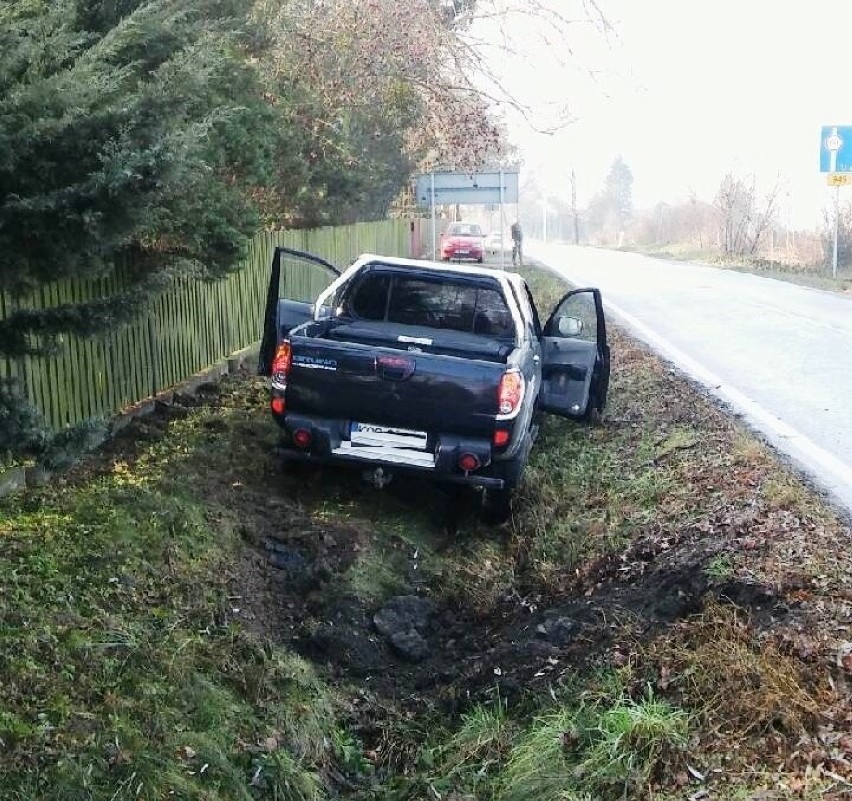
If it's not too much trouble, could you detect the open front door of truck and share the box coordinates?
[258,247,341,376]
[538,288,610,419]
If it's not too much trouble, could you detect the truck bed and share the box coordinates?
[323,319,515,360]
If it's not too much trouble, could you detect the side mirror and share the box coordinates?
[556,316,584,337]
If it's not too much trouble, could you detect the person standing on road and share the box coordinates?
[510,220,523,266]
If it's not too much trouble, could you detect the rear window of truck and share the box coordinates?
[347,272,514,338]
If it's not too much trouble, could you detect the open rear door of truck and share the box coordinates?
[258,246,341,376]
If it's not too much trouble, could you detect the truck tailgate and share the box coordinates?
[287,336,504,438]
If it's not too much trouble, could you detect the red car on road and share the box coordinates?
[440,222,484,263]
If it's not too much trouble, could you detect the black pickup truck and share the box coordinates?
[258,247,610,517]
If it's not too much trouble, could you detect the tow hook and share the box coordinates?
[363,467,393,489]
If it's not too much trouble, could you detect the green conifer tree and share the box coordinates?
[0,0,271,356]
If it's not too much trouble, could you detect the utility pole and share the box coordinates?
[785,189,791,262]
[570,169,580,245]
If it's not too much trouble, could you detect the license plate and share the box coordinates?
[456,250,469,255]
[350,422,428,449]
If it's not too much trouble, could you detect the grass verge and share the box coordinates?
[0,399,348,799]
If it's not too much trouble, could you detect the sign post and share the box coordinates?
[834,179,840,280]
[499,169,505,270]
[430,172,436,260]
[820,125,852,278]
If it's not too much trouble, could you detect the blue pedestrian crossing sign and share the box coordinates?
[820,126,852,172]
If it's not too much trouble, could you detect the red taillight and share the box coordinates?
[293,428,312,449]
[271,397,285,414]
[497,370,524,417]
[271,342,292,386]
[493,430,510,448]
[458,453,481,472]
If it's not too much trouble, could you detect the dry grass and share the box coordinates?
[643,603,833,741]
[440,539,517,618]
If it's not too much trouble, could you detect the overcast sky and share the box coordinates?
[477,0,852,228]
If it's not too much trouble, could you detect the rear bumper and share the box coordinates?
[440,245,483,260]
[277,413,506,489]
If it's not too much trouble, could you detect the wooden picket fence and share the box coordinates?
[0,219,412,430]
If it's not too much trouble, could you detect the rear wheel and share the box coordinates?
[481,487,512,524]
[480,448,527,524]
[278,453,315,482]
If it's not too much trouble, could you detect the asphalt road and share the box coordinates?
[528,241,852,518]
